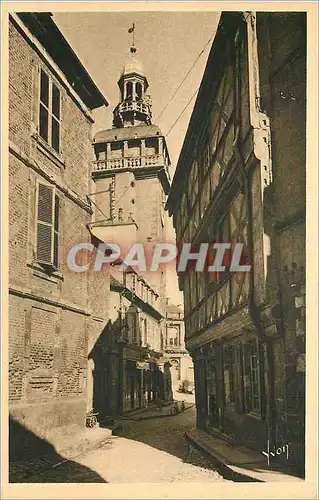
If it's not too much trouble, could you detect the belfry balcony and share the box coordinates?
[92,154,171,194]
[92,153,166,171]
[115,100,150,116]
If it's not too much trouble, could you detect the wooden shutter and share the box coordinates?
[53,194,60,268]
[37,183,54,264]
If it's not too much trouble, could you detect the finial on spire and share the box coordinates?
[128,23,136,53]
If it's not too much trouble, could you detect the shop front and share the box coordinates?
[193,333,270,452]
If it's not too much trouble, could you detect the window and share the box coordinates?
[250,351,260,412]
[166,325,180,347]
[39,69,61,153]
[36,183,60,269]
[223,346,236,405]
[243,341,261,414]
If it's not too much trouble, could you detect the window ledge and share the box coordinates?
[32,132,65,168]
[28,261,64,283]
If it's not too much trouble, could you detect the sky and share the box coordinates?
[53,11,220,305]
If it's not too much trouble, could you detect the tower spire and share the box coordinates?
[112,26,152,128]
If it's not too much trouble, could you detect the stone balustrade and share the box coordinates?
[92,154,166,172]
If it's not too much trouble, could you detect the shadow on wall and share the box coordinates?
[89,315,174,417]
[88,319,120,417]
[9,415,107,483]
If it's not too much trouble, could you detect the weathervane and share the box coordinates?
[128,23,136,53]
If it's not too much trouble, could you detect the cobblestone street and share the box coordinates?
[26,408,226,483]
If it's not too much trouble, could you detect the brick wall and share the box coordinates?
[9,154,30,287]
[9,295,26,403]
[9,20,33,157]
[8,17,102,448]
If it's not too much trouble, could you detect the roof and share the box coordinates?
[94,124,163,143]
[122,54,145,77]
[16,12,108,110]
[109,275,163,321]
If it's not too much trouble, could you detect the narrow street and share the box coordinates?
[26,407,226,483]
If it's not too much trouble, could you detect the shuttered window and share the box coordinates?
[243,340,261,414]
[36,183,60,268]
[39,69,61,153]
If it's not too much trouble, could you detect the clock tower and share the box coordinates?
[91,38,171,302]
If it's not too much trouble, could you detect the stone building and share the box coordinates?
[164,303,194,394]
[88,42,173,416]
[8,12,108,456]
[166,12,306,474]
[88,261,173,415]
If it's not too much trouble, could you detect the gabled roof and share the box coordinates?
[16,12,108,110]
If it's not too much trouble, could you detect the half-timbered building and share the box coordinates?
[167,11,306,475]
